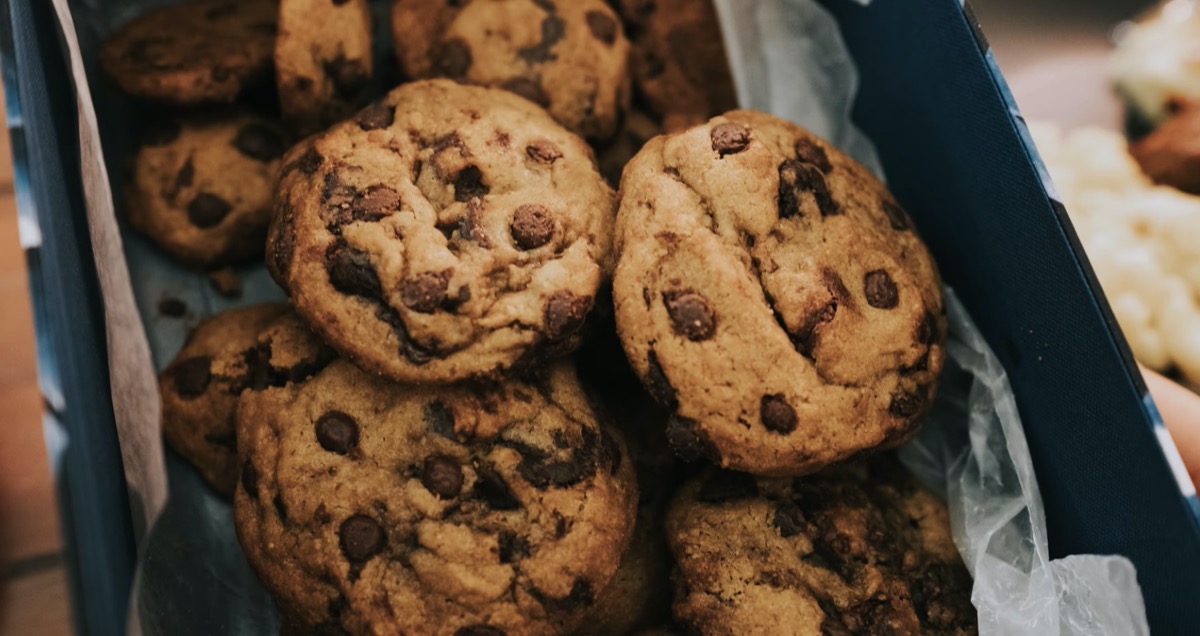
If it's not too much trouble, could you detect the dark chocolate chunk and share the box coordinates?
[518,15,566,63]
[917,310,936,345]
[664,290,717,341]
[585,10,618,44]
[473,463,521,510]
[454,165,489,202]
[422,455,464,498]
[424,400,456,438]
[510,205,554,249]
[760,394,797,434]
[544,291,592,339]
[173,158,195,192]
[289,146,323,175]
[401,270,451,314]
[644,350,678,408]
[357,103,395,131]
[170,356,212,398]
[350,185,401,221]
[794,137,832,173]
[325,242,382,299]
[778,159,838,218]
[233,124,286,162]
[888,391,923,418]
[497,530,528,564]
[665,415,710,462]
[711,123,751,157]
[773,502,806,537]
[698,469,759,503]
[881,198,911,231]
[338,514,386,562]
[315,411,359,455]
[187,193,232,228]
[864,270,898,309]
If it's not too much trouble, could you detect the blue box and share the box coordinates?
[5,0,1198,633]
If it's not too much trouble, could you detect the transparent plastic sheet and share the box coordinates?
[45,0,1149,633]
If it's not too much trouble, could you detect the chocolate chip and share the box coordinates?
[273,493,290,523]
[158,297,187,317]
[241,461,259,496]
[644,350,678,408]
[864,270,898,309]
[698,469,759,503]
[773,502,806,537]
[401,271,451,314]
[881,198,911,231]
[173,158,195,192]
[794,138,832,173]
[711,123,751,157]
[511,205,554,249]
[315,411,359,455]
[502,78,550,108]
[664,290,717,341]
[507,428,601,489]
[350,185,401,221]
[518,15,566,63]
[187,193,232,228]
[438,39,472,78]
[339,515,386,562]
[289,146,323,175]
[760,394,797,434]
[454,166,489,202]
[424,400,455,438]
[889,391,923,418]
[917,310,936,345]
[455,627,505,636]
[473,463,521,510]
[326,56,369,99]
[170,356,212,398]
[665,415,710,462]
[497,531,528,563]
[233,124,286,162]
[141,117,181,146]
[544,291,592,339]
[325,242,382,299]
[357,103,395,131]
[459,198,491,246]
[586,10,618,44]
[526,141,562,164]
[421,456,464,498]
[778,159,838,218]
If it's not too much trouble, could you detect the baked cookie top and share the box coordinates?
[666,457,977,635]
[234,357,638,635]
[275,0,374,135]
[159,304,335,496]
[267,79,616,383]
[126,109,288,268]
[617,0,738,132]
[101,0,278,104]
[613,111,946,476]
[392,0,631,140]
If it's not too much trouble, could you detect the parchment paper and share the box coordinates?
[44,0,1150,633]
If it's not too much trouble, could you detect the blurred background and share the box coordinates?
[0,0,1176,634]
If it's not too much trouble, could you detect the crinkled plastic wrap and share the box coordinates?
[52,0,1148,633]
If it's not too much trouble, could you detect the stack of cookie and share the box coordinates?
[104,1,978,634]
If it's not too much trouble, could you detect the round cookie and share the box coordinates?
[392,0,631,140]
[666,458,977,635]
[100,0,278,105]
[267,79,616,383]
[275,0,374,136]
[233,357,638,635]
[613,111,946,476]
[127,110,289,268]
[159,305,336,496]
[617,0,737,132]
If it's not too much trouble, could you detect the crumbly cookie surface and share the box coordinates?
[234,358,637,635]
[101,0,278,104]
[392,0,631,140]
[613,111,945,476]
[666,457,977,635]
[127,110,288,268]
[617,0,737,132]
[275,0,373,135]
[268,79,616,383]
[159,305,335,496]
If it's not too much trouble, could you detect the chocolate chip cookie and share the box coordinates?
[392,0,631,140]
[234,358,638,635]
[267,79,616,383]
[100,0,278,105]
[159,305,335,496]
[617,0,737,132]
[613,111,946,476]
[127,110,288,268]
[275,0,373,135]
[666,457,977,635]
